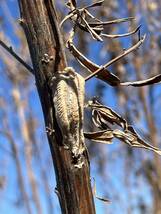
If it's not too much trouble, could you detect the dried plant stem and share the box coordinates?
[18,0,95,213]
[85,35,146,81]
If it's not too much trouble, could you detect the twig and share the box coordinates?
[120,73,161,87]
[80,16,103,41]
[85,34,146,81]
[0,40,34,74]
[60,0,135,43]
[84,0,104,10]
[67,39,120,86]
[101,25,141,39]
[92,177,111,203]
[59,12,76,27]
[88,17,135,27]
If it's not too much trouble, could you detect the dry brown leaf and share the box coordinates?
[88,100,127,129]
[121,74,161,87]
[85,100,161,155]
[84,130,113,144]
[67,41,120,86]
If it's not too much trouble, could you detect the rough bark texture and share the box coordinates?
[17,0,95,213]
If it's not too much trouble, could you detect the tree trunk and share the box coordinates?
[17,0,95,213]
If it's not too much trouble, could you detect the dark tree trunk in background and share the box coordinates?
[17,0,95,213]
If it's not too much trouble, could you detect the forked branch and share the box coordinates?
[85,34,146,81]
[67,38,120,86]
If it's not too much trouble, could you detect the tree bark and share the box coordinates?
[17,0,95,213]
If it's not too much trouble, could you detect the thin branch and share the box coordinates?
[84,0,104,10]
[85,34,146,81]
[0,40,34,74]
[120,74,161,87]
[88,17,135,27]
[67,39,120,86]
[73,18,137,38]
[80,16,103,41]
[84,9,100,20]
[101,25,141,39]
[59,12,75,27]
[60,1,135,43]
[92,178,111,203]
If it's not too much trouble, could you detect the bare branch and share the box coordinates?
[80,16,103,41]
[92,178,111,203]
[59,12,76,27]
[85,34,146,81]
[0,40,34,74]
[60,0,135,44]
[67,39,120,86]
[120,74,161,87]
[72,18,138,39]
[84,9,100,20]
[101,25,141,39]
[88,17,135,27]
[84,0,104,10]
